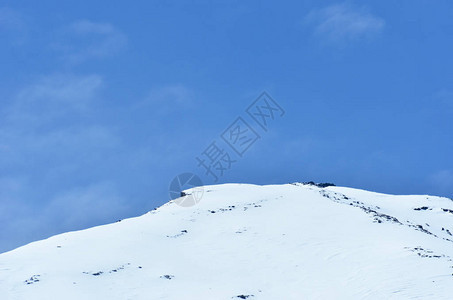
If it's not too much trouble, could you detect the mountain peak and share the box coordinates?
[1,183,452,299]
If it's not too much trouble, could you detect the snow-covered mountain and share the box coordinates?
[1,183,453,299]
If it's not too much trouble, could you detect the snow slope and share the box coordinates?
[1,183,453,299]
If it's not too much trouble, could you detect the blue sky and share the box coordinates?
[1,0,452,252]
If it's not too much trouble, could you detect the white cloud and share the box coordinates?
[0,72,129,251]
[7,74,103,125]
[0,74,125,251]
[147,85,192,104]
[306,3,385,43]
[70,20,118,35]
[0,7,27,44]
[0,7,24,30]
[135,85,194,114]
[0,73,118,168]
[53,20,127,64]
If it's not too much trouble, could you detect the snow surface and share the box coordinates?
[1,183,453,299]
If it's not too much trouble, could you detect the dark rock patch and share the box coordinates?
[414,207,430,211]
[303,181,336,188]
[235,295,254,299]
[24,275,40,285]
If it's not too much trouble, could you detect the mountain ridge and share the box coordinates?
[1,183,452,299]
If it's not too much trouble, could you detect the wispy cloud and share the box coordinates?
[8,74,103,124]
[147,84,193,104]
[305,3,385,44]
[0,7,25,30]
[135,84,194,114]
[0,7,27,44]
[0,74,123,252]
[0,73,117,168]
[53,20,127,64]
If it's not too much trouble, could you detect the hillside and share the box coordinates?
[1,183,453,299]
